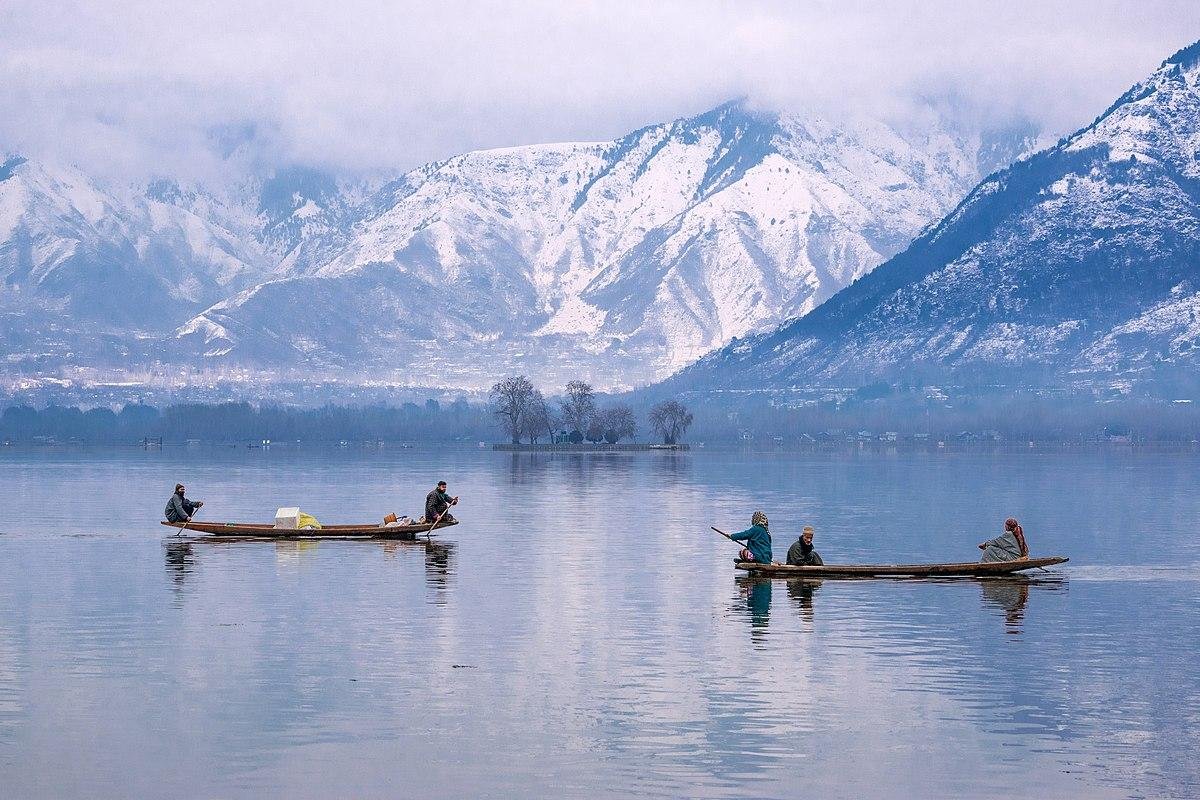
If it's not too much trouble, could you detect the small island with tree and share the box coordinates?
[489,376,691,451]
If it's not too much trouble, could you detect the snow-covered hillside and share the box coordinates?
[172,101,1025,388]
[670,45,1200,392]
[0,156,266,327]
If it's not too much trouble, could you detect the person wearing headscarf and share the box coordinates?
[787,525,824,566]
[730,511,773,563]
[979,517,1029,562]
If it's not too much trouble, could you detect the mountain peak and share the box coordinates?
[669,40,1200,392]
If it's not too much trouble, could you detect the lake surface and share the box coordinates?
[0,446,1197,799]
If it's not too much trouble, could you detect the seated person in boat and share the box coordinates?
[425,481,459,523]
[164,483,203,523]
[731,511,772,563]
[787,526,824,566]
[979,517,1028,562]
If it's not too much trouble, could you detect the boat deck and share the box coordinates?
[736,556,1069,578]
[160,519,458,540]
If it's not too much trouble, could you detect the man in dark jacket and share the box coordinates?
[164,483,203,523]
[786,526,824,566]
[425,481,458,524]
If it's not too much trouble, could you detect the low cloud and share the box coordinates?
[1,0,1196,184]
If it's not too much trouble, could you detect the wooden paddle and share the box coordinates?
[711,526,741,548]
[426,500,457,540]
[175,504,202,537]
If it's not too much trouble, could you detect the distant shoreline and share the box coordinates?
[492,443,690,452]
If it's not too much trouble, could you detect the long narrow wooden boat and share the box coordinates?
[736,555,1068,578]
[161,519,458,539]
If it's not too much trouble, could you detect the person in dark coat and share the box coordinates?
[425,481,458,523]
[164,483,203,523]
[786,526,824,566]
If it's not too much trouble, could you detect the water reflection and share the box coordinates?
[4,448,1198,799]
[979,577,1031,633]
[164,536,458,595]
[734,576,772,644]
[422,541,455,593]
[162,540,194,591]
[786,579,822,624]
[978,575,1066,633]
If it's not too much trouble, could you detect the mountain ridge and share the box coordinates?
[1,100,1034,391]
[665,43,1200,393]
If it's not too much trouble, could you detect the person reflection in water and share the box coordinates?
[730,511,773,564]
[786,579,821,623]
[979,517,1029,562]
[736,576,772,642]
[424,541,455,590]
[980,578,1031,634]
[163,541,195,590]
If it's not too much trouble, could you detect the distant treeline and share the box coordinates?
[1,390,1198,445]
[0,401,496,444]
[681,390,1200,443]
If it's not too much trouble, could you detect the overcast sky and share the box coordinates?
[2,1,1198,184]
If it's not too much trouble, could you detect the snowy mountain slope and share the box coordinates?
[668,43,1200,391]
[176,102,1026,388]
[0,156,267,329]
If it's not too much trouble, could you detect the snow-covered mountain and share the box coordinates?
[171,101,1027,388]
[1,101,1032,390]
[668,44,1200,393]
[0,156,266,327]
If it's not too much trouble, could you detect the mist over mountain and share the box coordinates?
[667,43,1200,395]
[1,102,1031,393]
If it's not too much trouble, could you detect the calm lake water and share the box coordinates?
[0,446,1197,799]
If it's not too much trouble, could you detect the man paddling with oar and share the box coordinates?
[425,481,458,525]
[424,480,459,539]
[164,483,203,534]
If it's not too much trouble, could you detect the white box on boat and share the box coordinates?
[274,507,301,529]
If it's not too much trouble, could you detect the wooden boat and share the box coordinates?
[161,519,458,540]
[735,555,1068,578]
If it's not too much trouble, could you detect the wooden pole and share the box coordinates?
[176,505,201,537]
[426,500,456,540]
[712,526,778,565]
[711,526,742,548]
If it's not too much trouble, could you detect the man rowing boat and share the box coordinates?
[425,481,459,524]
[164,483,203,523]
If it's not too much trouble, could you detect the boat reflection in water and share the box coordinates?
[732,573,1067,638]
[978,574,1067,634]
[164,535,457,595]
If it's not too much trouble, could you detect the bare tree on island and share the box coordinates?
[559,380,596,441]
[649,400,693,445]
[490,375,535,444]
[599,404,637,443]
[521,390,557,444]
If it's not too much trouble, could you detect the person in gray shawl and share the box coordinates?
[164,483,203,523]
[979,517,1028,562]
